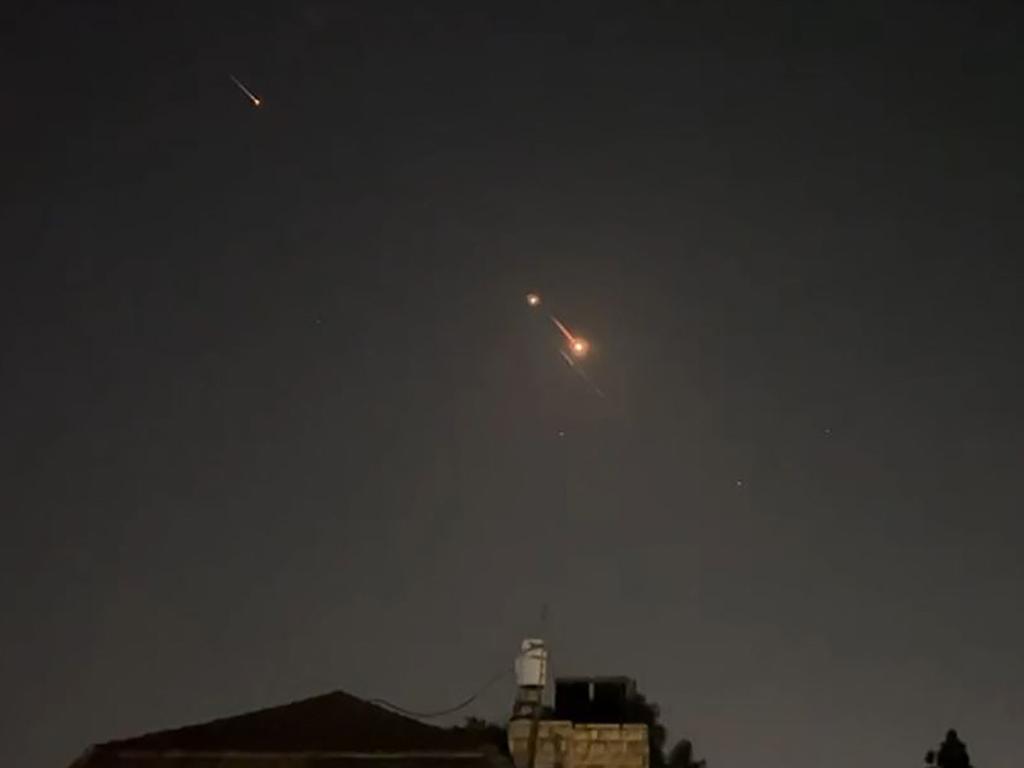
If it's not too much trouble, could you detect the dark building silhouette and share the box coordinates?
[926,729,973,768]
[554,677,637,724]
[69,690,511,768]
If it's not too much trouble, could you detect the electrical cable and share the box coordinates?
[369,667,513,719]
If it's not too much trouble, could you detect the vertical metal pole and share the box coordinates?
[525,649,546,768]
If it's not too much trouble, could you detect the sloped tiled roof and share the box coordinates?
[71,690,509,768]
[79,754,496,768]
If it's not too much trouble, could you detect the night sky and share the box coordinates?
[4,3,1024,768]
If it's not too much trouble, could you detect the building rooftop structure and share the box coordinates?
[70,689,510,768]
[508,665,649,768]
[553,677,637,724]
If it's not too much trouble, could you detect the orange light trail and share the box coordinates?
[525,290,602,396]
[548,315,575,344]
[230,74,261,107]
[548,314,589,357]
[526,293,584,352]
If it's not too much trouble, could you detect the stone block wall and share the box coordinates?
[508,720,648,768]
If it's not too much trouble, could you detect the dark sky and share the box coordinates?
[3,2,1024,767]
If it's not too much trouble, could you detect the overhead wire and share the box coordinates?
[368,667,513,719]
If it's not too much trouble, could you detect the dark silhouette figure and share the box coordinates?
[925,729,973,768]
[667,738,707,768]
[623,691,667,766]
[450,717,510,755]
[623,692,705,768]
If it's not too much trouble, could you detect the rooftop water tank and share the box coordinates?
[515,638,547,688]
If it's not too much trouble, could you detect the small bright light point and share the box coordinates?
[253,98,261,106]
[570,338,589,357]
[526,293,541,307]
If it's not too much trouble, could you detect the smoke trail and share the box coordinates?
[559,350,607,399]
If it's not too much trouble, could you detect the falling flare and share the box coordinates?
[527,290,604,399]
[229,74,261,107]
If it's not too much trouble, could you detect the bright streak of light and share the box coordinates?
[230,74,261,107]
[526,289,602,396]
[548,315,575,344]
[545,310,588,357]
[560,347,605,398]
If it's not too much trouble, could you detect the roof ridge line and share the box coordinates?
[113,750,489,760]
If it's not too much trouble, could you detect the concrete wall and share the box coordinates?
[507,720,648,768]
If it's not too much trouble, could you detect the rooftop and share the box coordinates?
[71,690,508,768]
